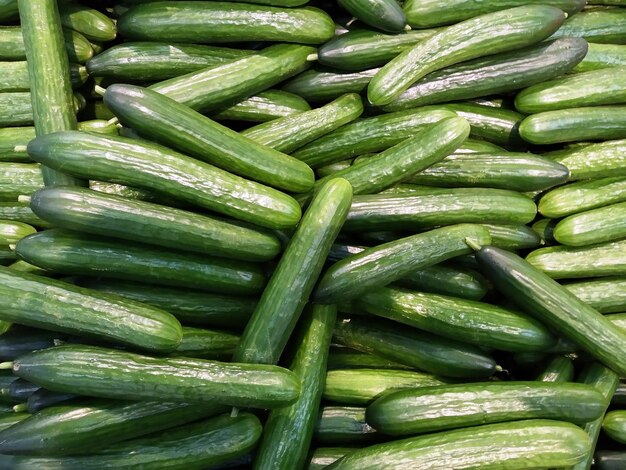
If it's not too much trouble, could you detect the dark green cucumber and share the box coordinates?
[368,5,566,105]
[480,224,542,251]
[554,202,626,247]
[455,139,505,153]
[29,187,281,262]
[535,356,575,383]
[532,218,557,244]
[324,369,448,405]
[0,221,35,246]
[0,266,182,353]
[471,245,626,377]
[27,131,302,230]
[13,344,299,408]
[105,84,314,193]
[351,286,555,352]
[293,107,455,168]
[564,277,626,313]
[332,316,497,378]
[383,38,588,111]
[316,160,354,178]
[16,230,265,295]
[26,389,76,413]
[0,413,28,433]
[613,380,626,405]
[548,139,626,181]
[172,327,239,359]
[520,106,626,145]
[0,92,35,127]
[283,67,378,103]
[338,0,406,33]
[308,448,356,470]
[314,406,380,445]
[603,411,626,444]
[327,348,412,371]
[595,450,626,470]
[0,27,93,63]
[526,240,626,279]
[7,379,38,401]
[234,179,352,365]
[0,163,42,200]
[0,372,18,404]
[58,2,116,42]
[211,90,311,123]
[572,43,626,73]
[408,152,569,192]
[0,412,261,470]
[0,0,17,22]
[0,327,63,361]
[253,304,336,469]
[550,8,626,44]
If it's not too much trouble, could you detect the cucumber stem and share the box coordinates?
[306,53,318,62]
[0,361,13,370]
[12,403,27,413]
[17,195,31,204]
[230,406,239,418]
[106,117,119,127]
[465,238,483,251]
[8,244,16,251]
[13,145,27,153]
[94,84,107,97]
[404,24,412,31]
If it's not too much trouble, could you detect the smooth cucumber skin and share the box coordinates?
[58,2,117,42]
[473,246,626,377]
[481,224,542,251]
[172,327,239,359]
[573,43,626,73]
[549,139,626,180]
[383,38,588,111]
[368,5,566,105]
[554,201,626,247]
[0,413,29,433]
[212,89,311,123]
[564,277,626,314]
[13,345,300,409]
[282,67,378,103]
[27,131,302,230]
[520,106,626,145]
[0,27,93,63]
[535,356,575,383]
[0,221,35,245]
[550,8,626,44]
[0,163,43,201]
[326,349,413,371]
[338,0,406,33]
[26,389,76,414]
[308,448,355,470]
[118,2,335,44]
[539,177,626,218]
[0,266,182,353]
[16,230,266,295]
[603,410,626,444]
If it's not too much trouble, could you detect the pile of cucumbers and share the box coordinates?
[0,0,625,468]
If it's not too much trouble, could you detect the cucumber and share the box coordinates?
[7,379,38,401]
[104,84,314,193]
[316,160,353,178]
[308,448,356,470]
[212,90,311,123]
[283,67,378,103]
[119,2,334,44]
[327,347,413,371]
[332,316,497,378]
[550,8,626,44]
[234,179,352,365]
[324,369,448,405]
[12,344,299,409]
[0,92,35,127]
[480,224,542,251]
[539,177,626,218]
[0,0,17,22]
[549,139,626,181]
[526,240,626,279]
[58,2,116,42]
[533,219,558,245]
[456,139,505,153]
[0,327,63,361]
[338,0,406,33]
[535,356,575,383]
[241,93,363,154]
[16,230,266,295]
[314,406,380,445]
[0,127,35,163]
[368,5,566,105]
[572,43,626,73]
[343,188,537,232]
[0,221,35,246]
[29,187,281,262]
[351,286,555,352]
[470,244,626,377]
[603,411,626,444]
[26,389,76,413]
[253,304,336,470]
[383,38,588,111]
[293,107,455,168]
[0,27,93,63]
[408,152,569,192]
[403,0,585,28]
[172,327,239,359]
[0,412,261,470]
[519,106,626,145]
[75,278,256,328]
[0,413,28,433]
[0,266,182,353]
[554,202,626,247]
[0,200,50,228]
[27,131,302,230]
[367,382,605,436]
[0,163,42,200]
[0,61,87,92]
[595,451,626,470]
[564,277,626,313]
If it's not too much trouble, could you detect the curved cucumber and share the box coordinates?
[0,0,17,22]
[172,327,239,359]
[554,201,626,247]
[26,389,76,414]
[550,8,626,44]
[212,89,311,123]
[0,413,29,433]
[549,139,626,181]
[564,277,626,314]
[573,43,626,73]
[283,67,378,103]
[338,0,406,33]
[539,177,626,218]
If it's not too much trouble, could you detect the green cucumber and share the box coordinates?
[351,286,555,352]
[481,224,542,251]
[0,27,93,63]
[324,369,448,405]
[16,229,266,295]
[0,0,17,22]
[27,131,302,230]
[13,344,299,408]
[539,177,626,218]
[0,266,182,353]
[0,202,48,228]
[8,261,49,277]
[564,277,626,313]
[29,187,281,262]
[59,2,117,42]
[0,92,35,127]
[0,221,35,246]
[308,448,356,470]
[603,411,626,444]
[211,90,311,123]
[314,406,380,445]
[234,179,352,365]
[535,356,575,383]
[554,202,626,246]
[172,327,239,359]
[519,106,626,145]
[327,348,413,371]
[331,315,497,378]
[614,381,626,405]
[368,5,566,105]
[526,240,626,279]
[470,244,626,377]
[0,163,42,200]
[0,413,28,433]
[338,0,406,33]
[550,8,626,44]
[253,304,336,469]
[316,160,353,178]
[572,43,626,73]
[26,389,76,413]
[7,379,38,401]
[408,152,569,192]
[283,67,378,103]
[0,327,63,361]
[548,139,626,180]
[0,62,87,92]
[383,38,588,111]
[104,84,314,193]
[0,127,35,163]
[595,450,626,470]
[455,139,505,153]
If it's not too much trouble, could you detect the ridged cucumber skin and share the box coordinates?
[253,304,336,470]
[0,401,227,456]
[75,278,256,328]
[13,345,300,409]
[554,201,626,247]
[318,29,438,71]
[0,413,29,433]
[520,106,626,145]
[351,286,555,352]
[539,177,626,218]
[332,316,497,378]
[549,139,626,181]
[0,92,35,127]
[408,152,569,192]
[293,107,455,168]
[343,188,537,232]
[0,202,49,228]
[234,179,352,365]
[16,230,266,295]
[526,240,626,279]
[241,93,363,154]
[573,43,626,73]
[516,66,626,114]
[535,356,575,383]
[58,2,116,42]
[314,406,380,445]
[172,327,239,359]
[595,451,626,470]
[368,5,566,106]
[367,382,605,436]
[0,266,182,353]
[473,245,626,377]
[564,277,626,314]
[119,2,334,44]
[0,127,36,162]
[550,8,626,44]
[0,327,62,361]
[0,412,261,470]
[212,90,311,123]
[338,0,406,33]
[308,448,355,470]
[0,27,93,63]
[283,67,378,103]
[86,42,253,81]
[0,62,86,92]
[384,38,588,111]
[404,0,585,28]
[0,163,43,200]
[324,369,448,405]
[27,131,302,230]
[0,221,35,246]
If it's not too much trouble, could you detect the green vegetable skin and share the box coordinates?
[338,0,407,33]
[549,7,626,44]
[564,277,626,314]
[603,410,626,444]
[554,201,626,247]
[572,43,626,73]
[212,89,311,123]
[58,2,117,42]
[314,406,380,445]
[539,177,626,218]
[535,356,575,383]
[549,139,626,180]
